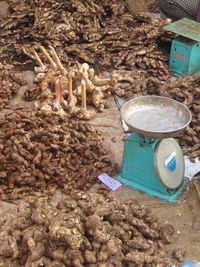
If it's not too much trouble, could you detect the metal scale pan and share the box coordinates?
[119,96,192,194]
[121,95,192,138]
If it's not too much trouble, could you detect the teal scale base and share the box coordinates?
[116,133,188,203]
[117,174,189,203]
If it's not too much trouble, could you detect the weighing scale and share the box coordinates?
[164,18,200,76]
[117,96,192,203]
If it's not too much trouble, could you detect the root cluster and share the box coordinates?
[0,190,175,267]
[0,63,24,109]
[24,46,124,120]
[0,110,114,200]
[0,0,170,79]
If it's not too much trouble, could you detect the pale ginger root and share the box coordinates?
[125,250,173,266]
[73,80,96,120]
[75,108,96,121]
[127,236,153,250]
[0,191,176,266]
[97,238,122,261]
[84,250,97,264]
[68,73,77,109]
[25,46,119,119]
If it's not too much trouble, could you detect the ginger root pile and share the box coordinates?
[111,69,161,99]
[24,46,124,120]
[0,0,170,80]
[0,109,115,200]
[159,75,200,159]
[0,190,176,266]
[0,62,24,109]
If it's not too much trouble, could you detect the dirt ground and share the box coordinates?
[0,69,199,262]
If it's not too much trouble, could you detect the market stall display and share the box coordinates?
[0,110,114,200]
[0,190,175,266]
[0,0,171,80]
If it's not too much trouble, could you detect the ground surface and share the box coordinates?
[1,70,199,261]
[0,0,200,262]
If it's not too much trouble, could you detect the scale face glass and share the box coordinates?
[154,138,185,189]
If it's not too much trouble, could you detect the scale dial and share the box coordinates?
[154,138,184,189]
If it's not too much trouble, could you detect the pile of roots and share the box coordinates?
[24,46,124,120]
[0,0,170,80]
[159,75,200,159]
[0,110,114,200]
[0,62,24,109]
[0,190,176,267]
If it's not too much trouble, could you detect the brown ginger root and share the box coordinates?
[0,191,175,266]
[1,1,171,79]
[0,109,114,200]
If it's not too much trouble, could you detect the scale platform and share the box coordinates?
[164,18,200,76]
[117,96,192,203]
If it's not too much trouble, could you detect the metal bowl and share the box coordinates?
[121,96,192,138]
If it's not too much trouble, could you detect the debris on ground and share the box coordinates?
[0,62,24,109]
[0,0,171,80]
[172,249,186,263]
[0,110,115,200]
[0,190,176,266]
[24,46,124,120]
